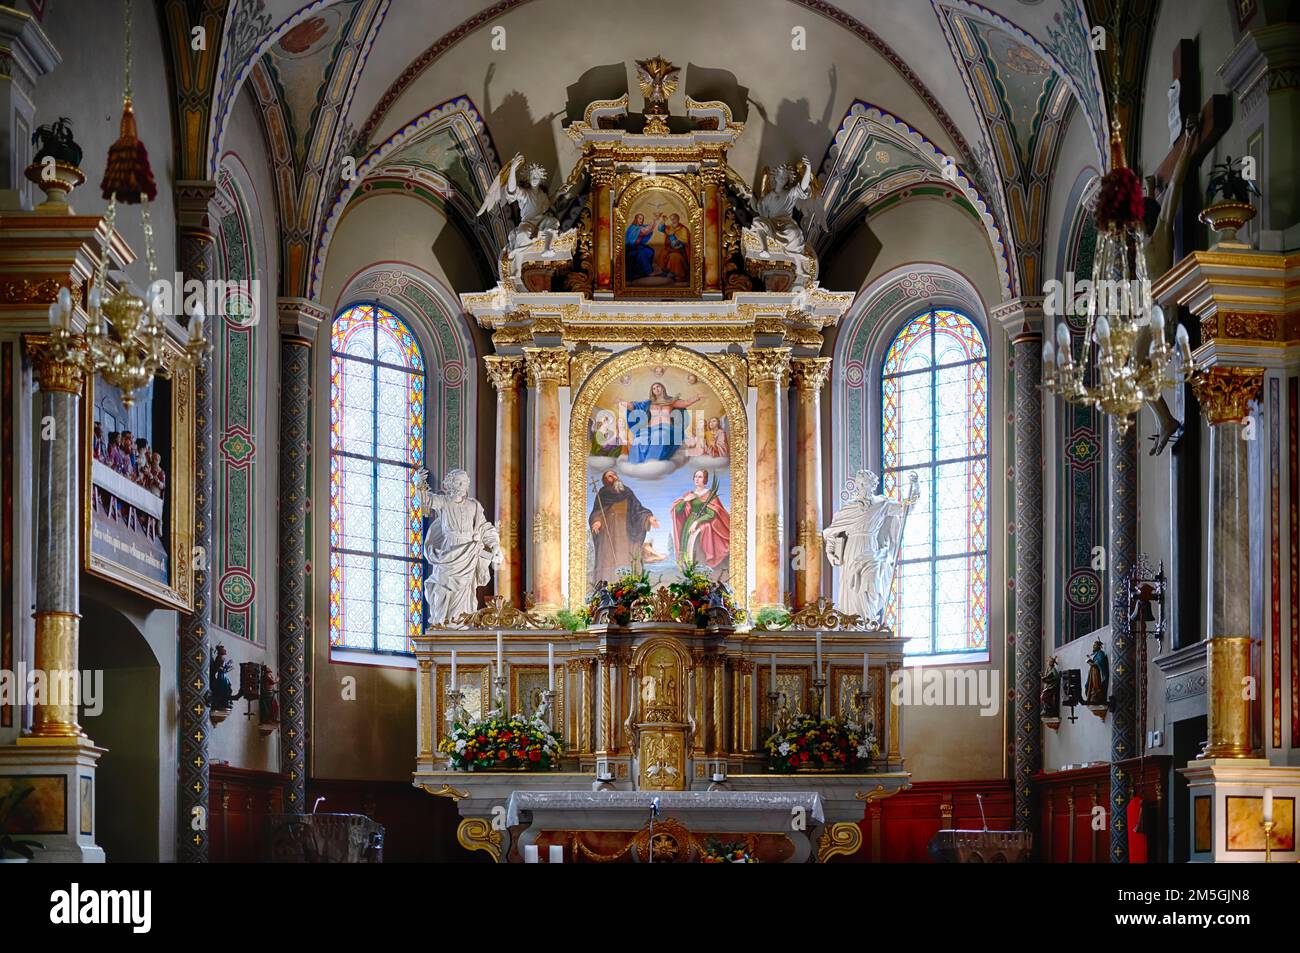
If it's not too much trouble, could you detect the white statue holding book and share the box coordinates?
[823,469,919,626]
[416,468,503,626]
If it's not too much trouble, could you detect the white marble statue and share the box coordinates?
[823,469,920,626]
[750,158,813,257]
[477,153,561,252]
[416,468,503,626]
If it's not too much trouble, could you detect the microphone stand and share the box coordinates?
[648,797,660,863]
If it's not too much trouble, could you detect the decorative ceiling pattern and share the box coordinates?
[810,101,1012,300]
[936,2,1075,295]
[249,0,387,297]
[311,96,506,299]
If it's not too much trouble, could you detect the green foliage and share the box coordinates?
[556,607,590,632]
[754,607,792,630]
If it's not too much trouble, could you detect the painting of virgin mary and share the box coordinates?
[626,382,701,464]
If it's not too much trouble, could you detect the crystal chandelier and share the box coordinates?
[1041,120,1195,435]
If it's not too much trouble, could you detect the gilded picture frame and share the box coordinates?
[568,344,747,609]
[81,337,195,611]
[612,175,705,299]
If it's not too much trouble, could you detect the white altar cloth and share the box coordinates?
[505,789,825,826]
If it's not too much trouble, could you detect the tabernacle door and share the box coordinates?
[631,638,691,791]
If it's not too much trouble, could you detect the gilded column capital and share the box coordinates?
[523,346,569,386]
[1190,366,1265,425]
[31,347,86,394]
[746,346,791,385]
[790,357,832,398]
[483,354,526,391]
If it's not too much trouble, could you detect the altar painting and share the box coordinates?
[613,179,703,298]
[577,356,743,596]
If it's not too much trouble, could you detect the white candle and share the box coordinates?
[548,642,555,690]
[496,632,504,673]
[548,844,563,864]
[1263,789,1274,824]
[769,653,776,686]
[450,648,457,688]
[712,772,724,783]
[815,632,823,676]
[524,845,539,863]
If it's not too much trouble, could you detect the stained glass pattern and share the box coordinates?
[881,309,988,655]
[329,304,425,653]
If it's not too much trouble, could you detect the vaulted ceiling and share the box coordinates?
[173,0,1122,302]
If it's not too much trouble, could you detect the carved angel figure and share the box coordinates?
[823,469,919,626]
[416,467,503,626]
[477,153,561,252]
[751,158,814,257]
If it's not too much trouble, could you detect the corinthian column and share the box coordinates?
[484,356,526,607]
[748,347,790,609]
[1191,366,1265,760]
[276,298,325,814]
[791,357,831,608]
[176,180,217,863]
[994,299,1044,838]
[524,347,568,611]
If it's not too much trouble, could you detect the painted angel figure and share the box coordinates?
[751,157,814,257]
[823,469,920,626]
[416,467,503,626]
[477,153,560,252]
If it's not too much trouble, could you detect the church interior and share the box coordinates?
[0,0,1298,877]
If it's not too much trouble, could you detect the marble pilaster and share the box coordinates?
[524,347,567,612]
[485,355,526,607]
[791,357,831,609]
[748,347,790,610]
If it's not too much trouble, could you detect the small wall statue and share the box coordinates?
[1040,656,1060,719]
[1084,639,1109,707]
[823,469,920,626]
[416,467,503,626]
[259,667,280,736]
[207,644,235,723]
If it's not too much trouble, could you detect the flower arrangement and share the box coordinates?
[764,713,872,773]
[753,606,792,631]
[668,561,742,627]
[700,838,755,863]
[439,711,563,771]
[587,571,651,626]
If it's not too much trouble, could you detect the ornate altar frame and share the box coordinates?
[567,343,748,605]
[78,337,195,611]
[612,174,706,299]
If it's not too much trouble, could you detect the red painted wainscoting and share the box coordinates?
[842,779,1015,862]
[210,765,286,863]
[1034,756,1171,863]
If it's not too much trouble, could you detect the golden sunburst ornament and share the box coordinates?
[635,55,680,134]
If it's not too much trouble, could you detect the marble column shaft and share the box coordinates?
[1009,323,1043,835]
[791,358,831,609]
[29,357,84,738]
[176,182,217,863]
[524,347,567,611]
[1192,366,1265,759]
[749,347,790,609]
[485,356,525,607]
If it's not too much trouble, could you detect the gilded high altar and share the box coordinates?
[417,60,912,861]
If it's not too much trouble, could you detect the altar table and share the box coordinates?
[506,789,825,863]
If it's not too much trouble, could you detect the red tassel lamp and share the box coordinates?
[100,96,156,205]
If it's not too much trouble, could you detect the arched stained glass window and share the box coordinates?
[329,304,426,653]
[881,309,988,656]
